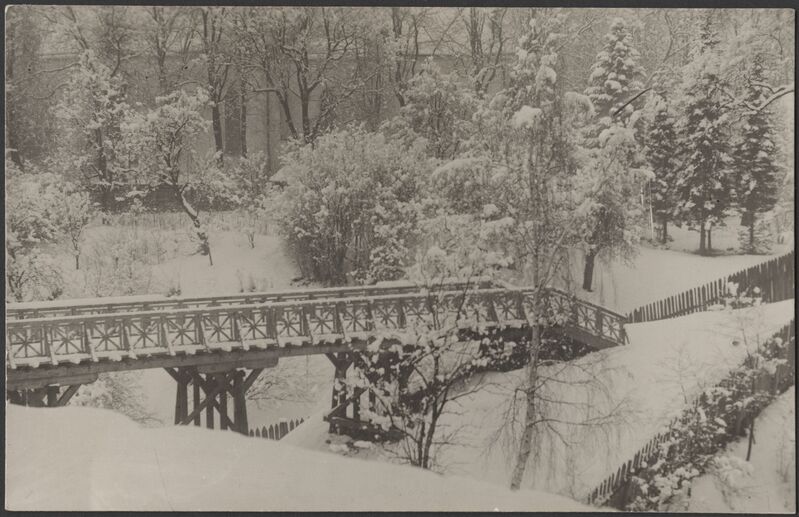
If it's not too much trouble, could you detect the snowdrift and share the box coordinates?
[5,404,597,512]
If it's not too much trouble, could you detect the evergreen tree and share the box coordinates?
[675,13,733,254]
[580,17,647,290]
[732,61,781,253]
[644,94,681,243]
[585,18,645,127]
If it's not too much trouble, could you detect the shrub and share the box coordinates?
[277,128,428,285]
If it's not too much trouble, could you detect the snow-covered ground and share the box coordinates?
[5,404,600,512]
[566,242,791,314]
[688,387,795,513]
[283,300,795,501]
[57,224,300,299]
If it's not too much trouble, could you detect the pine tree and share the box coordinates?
[732,61,781,253]
[645,94,681,243]
[675,13,734,255]
[580,17,647,290]
[585,17,645,127]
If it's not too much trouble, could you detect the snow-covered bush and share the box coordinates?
[6,253,65,302]
[5,160,66,301]
[71,229,160,298]
[276,128,428,285]
[53,188,96,270]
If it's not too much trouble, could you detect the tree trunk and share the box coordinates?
[699,222,706,254]
[5,24,22,167]
[211,102,224,162]
[660,220,668,244]
[707,225,712,251]
[75,254,80,270]
[510,312,541,490]
[101,187,113,221]
[582,249,597,291]
[178,187,213,266]
[300,91,312,144]
[95,128,112,214]
[240,85,247,158]
[749,216,756,250]
[264,92,274,175]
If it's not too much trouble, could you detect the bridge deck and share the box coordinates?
[5,279,494,320]
[6,286,627,390]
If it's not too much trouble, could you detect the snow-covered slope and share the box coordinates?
[283,300,795,500]
[688,387,795,513]
[5,405,599,512]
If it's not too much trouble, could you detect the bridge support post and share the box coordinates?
[325,352,353,433]
[168,367,262,436]
[6,384,82,408]
[174,370,190,425]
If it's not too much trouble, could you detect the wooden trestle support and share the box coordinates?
[167,366,263,435]
[324,350,408,440]
[7,384,83,408]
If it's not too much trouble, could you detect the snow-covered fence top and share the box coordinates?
[250,417,305,441]
[626,250,794,324]
[6,277,495,321]
[6,286,627,389]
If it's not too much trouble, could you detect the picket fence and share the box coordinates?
[249,417,305,441]
[627,251,795,323]
[586,319,796,508]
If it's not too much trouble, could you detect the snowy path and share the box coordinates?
[688,387,795,513]
[283,299,795,501]
[5,405,599,512]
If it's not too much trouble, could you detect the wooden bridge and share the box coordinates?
[5,281,627,436]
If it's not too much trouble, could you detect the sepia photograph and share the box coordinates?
[4,4,796,512]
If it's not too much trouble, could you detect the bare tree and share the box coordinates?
[234,6,377,144]
[142,6,197,96]
[195,7,231,161]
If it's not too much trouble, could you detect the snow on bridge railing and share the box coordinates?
[5,286,627,371]
[5,277,496,320]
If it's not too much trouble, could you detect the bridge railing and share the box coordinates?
[5,278,495,321]
[6,287,628,370]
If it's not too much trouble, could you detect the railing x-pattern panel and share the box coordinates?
[6,287,628,371]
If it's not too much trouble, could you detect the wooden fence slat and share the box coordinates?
[625,251,793,324]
